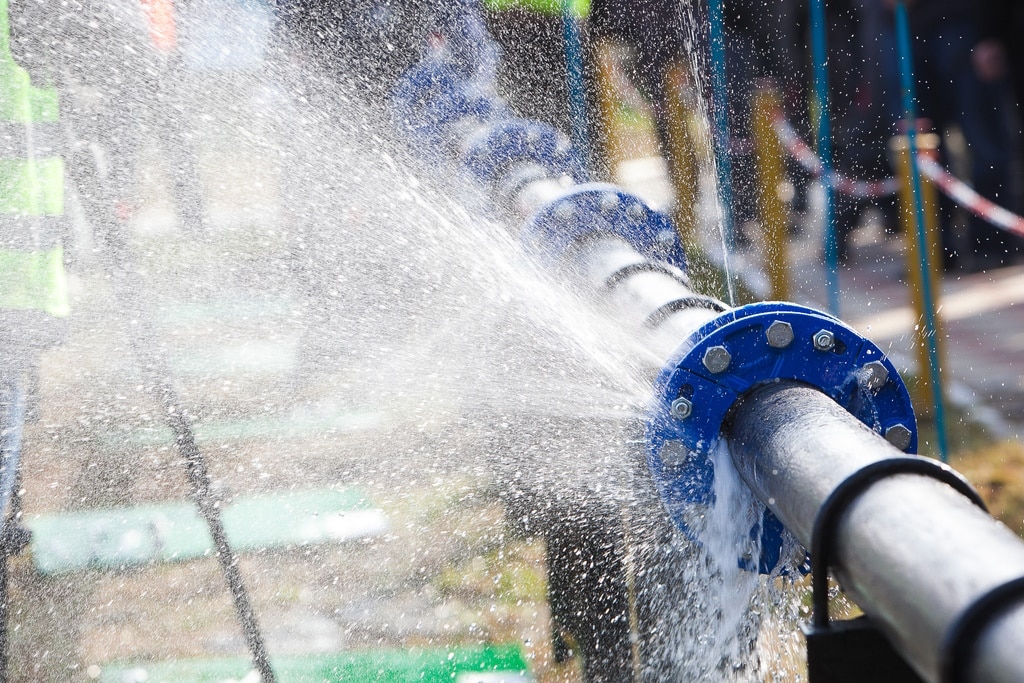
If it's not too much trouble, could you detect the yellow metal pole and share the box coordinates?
[890,132,945,418]
[592,39,663,176]
[593,38,630,177]
[662,61,701,250]
[750,82,791,301]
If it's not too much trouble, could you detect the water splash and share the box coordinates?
[10,5,807,678]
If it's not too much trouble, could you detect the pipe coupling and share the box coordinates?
[645,301,917,572]
[521,184,688,270]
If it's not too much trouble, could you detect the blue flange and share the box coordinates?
[392,60,506,152]
[645,301,918,573]
[392,61,463,114]
[461,119,578,185]
[520,184,688,271]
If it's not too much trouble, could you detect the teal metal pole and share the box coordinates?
[561,0,590,175]
[894,1,949,461]
[708,0,736,304]
[808,0,840,316]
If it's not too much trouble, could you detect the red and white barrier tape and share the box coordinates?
[918,157,1024,239]
[771,114,899,199]
[772,109,1024,236]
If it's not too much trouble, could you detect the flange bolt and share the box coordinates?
[813,329,836,352]
[600,192,620,214]
[670,397,693,420]
[766,321,795,349]
[554,201,575,221]
[702,345,732,374]
[861,361,890,391]
[884,424,913,450]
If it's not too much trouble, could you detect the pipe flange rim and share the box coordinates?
[461,118,577,185]
[521,184,688,271]
[645,301,918,573]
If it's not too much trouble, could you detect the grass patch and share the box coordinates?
[954,439,1024,536]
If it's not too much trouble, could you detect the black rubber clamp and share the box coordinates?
[603,261,690,290]
[939,575,1024,683]
[645,296,728,326]
[811,457,988,630]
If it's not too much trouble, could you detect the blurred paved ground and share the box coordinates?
[13,72,569,682]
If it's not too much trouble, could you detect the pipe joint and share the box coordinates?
[461,119,577,186]
[645,301,916,572]
[521,184,687,271]
[391,59,505,153]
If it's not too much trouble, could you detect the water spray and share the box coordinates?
[57,82,278,683]
[392,6,1024,681]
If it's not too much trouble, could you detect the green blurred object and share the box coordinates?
[28,489,388,574]
[98,644,533,683]
[0,0,68,318]
[483,0,589,18]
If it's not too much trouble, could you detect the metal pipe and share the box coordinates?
[727,382,1024,683]
[391,13,1024,679]
[560,234,721,359]
[971,610,1024,683]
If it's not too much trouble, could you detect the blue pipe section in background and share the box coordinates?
[390,15,689,269]
[431,0,500,81]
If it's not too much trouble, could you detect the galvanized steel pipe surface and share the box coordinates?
[727,382,1024,683]
[558,233,720,360]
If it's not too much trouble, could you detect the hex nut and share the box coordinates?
[670,397,693,420]
[766,321,795,349]
[884,424,913,450]
[813,329,836,352]
[659,439,689,466]
[862,361,890,391]
[702,345,732,374]
[554,201,575,221]
[600,192,620,214]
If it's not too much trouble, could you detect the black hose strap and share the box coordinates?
[811,457,988,631]
[939,575,1024,683]
[604,261,691,290]
[645,296,729,327]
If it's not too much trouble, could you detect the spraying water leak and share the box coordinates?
[0,2,821,681]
